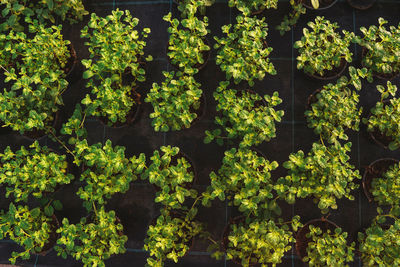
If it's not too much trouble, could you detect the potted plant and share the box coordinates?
[212,216,302,267]
[202,148,280,217]
[363,81,400,150]
[358,209,400,266]
[214,15,276,86]
[0,141,73,203]
[294,16,353,79]
[0,0,88,32]
[174,0,215,17]
[368,161,400,206]
[305,67,370,144]
[0,203,60,264]
[0,19,72,136]
[81,9,153,127]
[277,0,306,36]
[73,139,144,212]
[140,145,197,210]
[276,141,361,214]
[55,207,127,267]
[354,18,400,80]
[297,224,355,266]
[204,81,284,147]
[145,71,203,132]
[228,0,278,15]
[164,12,210,75]
[144,208,203,266]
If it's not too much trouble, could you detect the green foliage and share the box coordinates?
[0,203,54,264]
[60,104,88,146]
[0,0,88,32]
[358,213,400,266]
[305,68,370,143]
[304,225,355,266]
[0,141,73,202]
[294,16,353,77]
[214,217,301,267]
[228,0,278,15]
[144,208,203,266]
[81,9,152,125]
[214,16,276,86]
[363,81,400,150]
[371,162,400,206]
[73,139,143,211]
[140,146,197,210]
[276,0,306,36]
[354,18,400,75]
[277,142,360,214]
[204,81,283,147]
[176,0,215,17]
[164,12,210,75]
[202,148,280,217]
[0,19,69,134]
[55,207,127,267]
[145,71,202,132]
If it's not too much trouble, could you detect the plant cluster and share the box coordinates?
[0,0,88,32]
[205,81,284,147]
[0,19,70,134]
[146,71,202,132]
[363,81,400,150]
[55,207,127,267]
[276,142,360,214]
[294,16,354,77]
[303,225,355,266]
[354,18,400,76]
[0,141,73,202]
[358,209,400,266]
[277,0,306,35]
[202,148,280,217]
[215,15,276,86]
[176,0,215,17]
[81,10,152,126]
[305,67,371,144]
[371,162,400,206]
[164,12,210,75]
[228,0,278,15]
[0,203,56,264]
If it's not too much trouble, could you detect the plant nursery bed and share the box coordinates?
[1,0,400,266]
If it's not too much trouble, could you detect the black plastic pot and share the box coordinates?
[361,47,400,81]
[22,111,61,141]
[347,0,376,10]
[305,59,348,81]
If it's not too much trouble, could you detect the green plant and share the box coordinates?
[202,148,280,217]
[81,9,152,126]
[212,216,302,267]
[228,0,278,15]
[164,12,210,75]
[55,207,127,267]
[176,0,215,17]
[0,203,56,264]
[140,146,197,210]
[305,67,371,144]
[144,208,203,266]
[276,142,360,214]
[358,209,400,266]
[214,16,276,86]
[370,162,400,206]
[0,19,70,134]
[73,139,143,211]
[303,225,355,266]
[0,141,73,202]
[145,71,202,132]
[276,0,306,36]
[294,16,353,77]
[0,0,88,32]
[353,18,400,76]
[204,81,283,147]
[363,81,400,150]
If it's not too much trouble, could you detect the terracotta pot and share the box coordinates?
[301,0,338,10]
[295,218,339,262]
[305,59,347,80]
[34,214,60,256]
[347,0,376,10]
[362,158,399,202]
[361,47,400,80]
